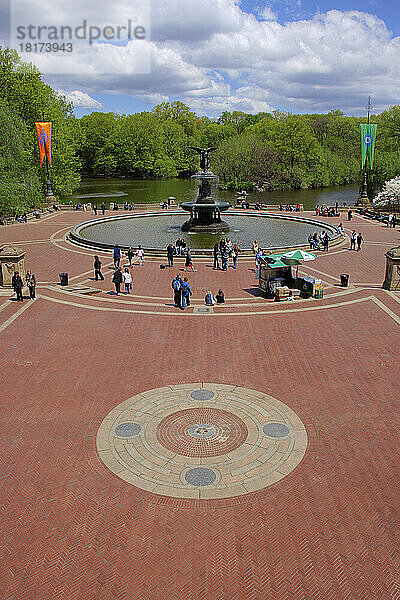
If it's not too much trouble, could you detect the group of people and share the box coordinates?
[170,273,225,310]
[205,289,225,305]
[111,245,145,269]
[213,239,240,270]
[93,246,144,295]
[171,274,192,310]
[166,245,196,270]
[315,203,340,217]
[308,231,331,251]
[387,213,397,228]
[11,271,36,302]
[279,204,302,212]
[350,231,364,251]
[111,267,133,295]
[92,203,106,215]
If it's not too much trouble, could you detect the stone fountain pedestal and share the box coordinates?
[180,171,230,232]
[0,245,26,288]
[383,246,400,291]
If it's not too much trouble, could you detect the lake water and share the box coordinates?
[67,178,358,210]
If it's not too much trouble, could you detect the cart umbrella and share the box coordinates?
[280,250,317,262]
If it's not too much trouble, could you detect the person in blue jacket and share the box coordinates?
[171,274,182,308]
[112,245,121,268]
[181,277,192,310]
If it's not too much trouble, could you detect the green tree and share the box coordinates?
[0,46,81,198]
[0,98,42,217]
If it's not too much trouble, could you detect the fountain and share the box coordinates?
[180,147,231,232]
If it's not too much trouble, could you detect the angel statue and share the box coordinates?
[190,147,218,171]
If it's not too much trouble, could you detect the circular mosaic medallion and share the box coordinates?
[96,384,308,500]
[156,407,248,457]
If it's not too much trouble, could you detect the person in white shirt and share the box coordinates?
[123,268,132,294]
[136,245,145,265]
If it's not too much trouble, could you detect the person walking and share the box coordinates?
[112,245,121,268]
[123,267,132,294]
[136,245,145,266]
[100,202,106,215]
[26,271,36,299]
[181,277,192,310]
[213,242,220,270]
[171,274,182,308]
[93,203,98,215]
[252,240,259,255]
[127,247,134,267]
[167,244,175,268]
[94,256,104,281]
[184,248,196,272]
[232,244,240,268]
[347,209,353,221]
[356,232,364,251]
[112,267,123,295]
[350,230,357,251]
[387,213,393,228]
[12,272,24,302]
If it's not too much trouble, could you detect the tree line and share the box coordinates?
[1,46,400,217]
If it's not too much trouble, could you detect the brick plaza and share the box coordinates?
[0,209,399,600]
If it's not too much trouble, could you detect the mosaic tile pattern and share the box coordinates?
[96,384,308,499]
[156,407,248,457]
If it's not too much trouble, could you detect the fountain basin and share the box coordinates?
[68,211,341,255]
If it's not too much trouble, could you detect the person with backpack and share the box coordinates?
[171,274,182,308]
[181,277,192,310]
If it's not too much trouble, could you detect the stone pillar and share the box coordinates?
[383,246,400,290]
[0,245,26,288]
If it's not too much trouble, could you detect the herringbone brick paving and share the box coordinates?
[0,210,399,599]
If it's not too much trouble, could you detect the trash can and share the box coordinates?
[59,272,69,286]
[340,273,349,287]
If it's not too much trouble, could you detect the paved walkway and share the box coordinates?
[0,210,399,600]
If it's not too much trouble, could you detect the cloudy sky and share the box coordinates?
[1,0,400,117]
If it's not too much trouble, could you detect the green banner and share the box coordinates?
[361,124,377,169]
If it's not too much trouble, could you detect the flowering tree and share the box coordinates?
[373,176,400,208]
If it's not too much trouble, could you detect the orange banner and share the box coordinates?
[35,122,52,167]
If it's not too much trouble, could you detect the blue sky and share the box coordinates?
[1,0,400,117]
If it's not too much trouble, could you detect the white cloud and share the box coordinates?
[59,90,103,108]
[257,6,277,21]
[5,0,400,116]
